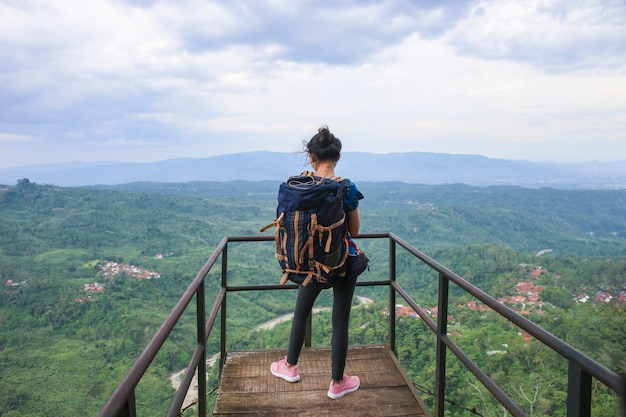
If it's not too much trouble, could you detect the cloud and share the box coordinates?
[162,1,422,64]
[444,0,626,71]
[0,132,39,143]
[0,0,624,167]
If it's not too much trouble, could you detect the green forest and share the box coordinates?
[0,178,625,417]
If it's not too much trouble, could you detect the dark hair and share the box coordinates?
[305,125,342,162]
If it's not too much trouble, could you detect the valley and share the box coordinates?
[0,180,624,416]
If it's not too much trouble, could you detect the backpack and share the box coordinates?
[260,171,349,287]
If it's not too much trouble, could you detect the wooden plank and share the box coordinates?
[212,345,430,417]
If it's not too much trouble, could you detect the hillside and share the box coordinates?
[91,180,626,257]
[1,151,625,188]
[0,180,624,416]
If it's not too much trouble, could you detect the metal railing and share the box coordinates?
[98,233,625,417]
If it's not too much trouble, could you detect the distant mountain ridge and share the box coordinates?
[1,151,625,189]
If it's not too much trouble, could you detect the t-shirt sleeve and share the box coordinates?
[343,181,364,213]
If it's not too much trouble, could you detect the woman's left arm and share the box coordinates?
[346,207,360,237]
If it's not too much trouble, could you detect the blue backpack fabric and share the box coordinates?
[261,172,350,288]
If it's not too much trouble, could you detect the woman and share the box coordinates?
[270,126,365,399]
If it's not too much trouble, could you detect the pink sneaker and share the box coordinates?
[270,357,300,382]
[327,374,360,399]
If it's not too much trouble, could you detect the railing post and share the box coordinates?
[389,237,397,355]
[197,281,207,417]
[220,243,228,376]
[435,272,449,417]
[567,361,592,417]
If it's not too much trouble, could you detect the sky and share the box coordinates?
[1,0,625,168]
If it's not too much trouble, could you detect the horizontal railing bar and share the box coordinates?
[352,232,392,239]
[226,233,391,244]
[226,284,299,291]
[355,280,391,287]
[387,233,625,396]
[227,235,274,242]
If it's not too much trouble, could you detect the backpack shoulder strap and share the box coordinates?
[300,170,345,183]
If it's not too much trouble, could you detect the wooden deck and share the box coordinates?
[212,345,431,417]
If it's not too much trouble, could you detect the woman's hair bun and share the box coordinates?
[318,126,333,147]
[305,125,342,162]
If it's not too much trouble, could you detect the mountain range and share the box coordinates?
[1,151,625,189]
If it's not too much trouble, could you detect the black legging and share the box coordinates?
[286,273,358,381]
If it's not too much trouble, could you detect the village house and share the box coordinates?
[83,282,105,293]
[465,300,490,312]
[99,261,161,280]
[528,266,548,278]
[595,291,613,303]
[396,305,419,319]
[573,291,590,303]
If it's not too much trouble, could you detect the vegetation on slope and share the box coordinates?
[0,179,624,416]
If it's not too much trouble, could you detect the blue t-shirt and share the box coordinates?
[343,180,364,213]
[342,180,364,255]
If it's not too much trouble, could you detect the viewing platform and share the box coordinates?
[98,234,625,417]
[213,345,429,417]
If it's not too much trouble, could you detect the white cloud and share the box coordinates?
[0,0,624,167]
[445,0,626,71]
[0,132,39,143]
